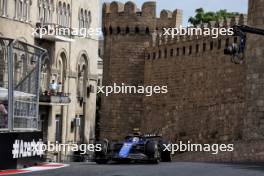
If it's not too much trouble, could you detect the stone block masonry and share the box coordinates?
[100,1,182,140]
[101,0,264,162]
[244,0,264,141]
[143,34,246,145]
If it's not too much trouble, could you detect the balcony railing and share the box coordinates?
[34,23,74,42]
[39,91,71,105]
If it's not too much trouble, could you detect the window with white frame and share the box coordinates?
[0,0,7,17]
[62,3,66,26]
[79,8,91,29]
[14,0,31,22]
[79,8,84,28]
[84,10,87,29]
[88,11,91,28]
[57,1,61,25]
[57,1,70,27]
[66,4,70,27]
[38,0,54,23]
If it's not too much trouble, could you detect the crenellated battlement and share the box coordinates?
[157,9,183,29]
[145,14,248,62]
[151,14,247,47]
[102,1,182,35]
[103,1,156,17]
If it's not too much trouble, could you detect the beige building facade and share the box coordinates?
[0,0,100,162]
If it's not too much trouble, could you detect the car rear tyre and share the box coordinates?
[94,139,109,164]
[146,141,156,155]
[159,140,172,162]
[146,141,160,164]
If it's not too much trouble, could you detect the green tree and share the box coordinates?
[188,8,239,26]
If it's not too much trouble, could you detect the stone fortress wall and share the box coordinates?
[143,14,247,145]
[101,0,264,162]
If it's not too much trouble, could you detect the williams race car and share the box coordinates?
[93,133,172,164]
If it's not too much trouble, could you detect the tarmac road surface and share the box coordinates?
[16,162,264,176]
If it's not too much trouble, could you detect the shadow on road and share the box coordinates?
[75,161,163,166]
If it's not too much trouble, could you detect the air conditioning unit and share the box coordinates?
[75,117,81,127]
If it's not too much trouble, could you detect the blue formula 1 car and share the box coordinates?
[93,133,172,164]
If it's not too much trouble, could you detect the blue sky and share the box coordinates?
[102,0,248,26]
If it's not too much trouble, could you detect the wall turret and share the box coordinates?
[102,1,157,35]
[102,1,183,35]
[244,0,264,140]
[157,9,183,29]
[101,1,161,140]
